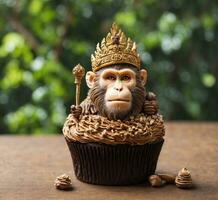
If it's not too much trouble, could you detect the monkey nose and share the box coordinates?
[114,81,123,91]
[115,87,123,92]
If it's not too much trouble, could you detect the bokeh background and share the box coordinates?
[0,0,217,134]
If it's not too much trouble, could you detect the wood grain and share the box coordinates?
[0,122,218,200]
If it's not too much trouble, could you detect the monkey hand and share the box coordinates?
[70,105,82,119]
[143,92,158,115]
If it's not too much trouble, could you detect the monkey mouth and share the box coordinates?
[107,99,130,102]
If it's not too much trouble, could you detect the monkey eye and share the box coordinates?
[106,75,116,81]
[121,75,131,81]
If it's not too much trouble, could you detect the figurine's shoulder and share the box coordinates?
[80,95,97,115]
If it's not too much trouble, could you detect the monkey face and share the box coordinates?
[86,65,147,120]
[99,68,135,114]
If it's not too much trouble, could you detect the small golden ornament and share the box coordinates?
[148,175,165,187]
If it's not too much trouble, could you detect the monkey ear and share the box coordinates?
[86,71,96,88]
[140,69,147,86]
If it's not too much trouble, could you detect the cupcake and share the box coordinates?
[62,23,165,185]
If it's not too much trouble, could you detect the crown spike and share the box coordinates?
[101,38,106,51]
[112,22,117,27]
[126,38,133,50]
[91,54,95,61]
[132,42,137,51]
[96,43,101,52]
[120,32,127,45]
[118,29,122,36]
[106,33,112,45]
[111,23,119,35]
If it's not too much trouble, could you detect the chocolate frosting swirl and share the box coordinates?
[54,174,73,190]
[63,113,165,145]
[175,168,193,189]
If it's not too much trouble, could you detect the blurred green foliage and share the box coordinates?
[0,0,218,134]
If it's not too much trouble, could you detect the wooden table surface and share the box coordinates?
[0,122,218,200]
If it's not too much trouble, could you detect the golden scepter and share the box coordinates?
[71,64,85,119]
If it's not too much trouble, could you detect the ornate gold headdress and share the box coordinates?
[91,23,141,72]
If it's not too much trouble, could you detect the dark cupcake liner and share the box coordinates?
[66,139,164,185]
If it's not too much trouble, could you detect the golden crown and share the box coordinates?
[91,23,141,72]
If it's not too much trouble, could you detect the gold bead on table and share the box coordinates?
[148,175,165,187]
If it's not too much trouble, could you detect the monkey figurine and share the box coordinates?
[63,23,165,186]
[70,24,159,121]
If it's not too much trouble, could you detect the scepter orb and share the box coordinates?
[72,64,85,106]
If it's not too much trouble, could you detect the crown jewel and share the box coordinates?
[91,23,141,72]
